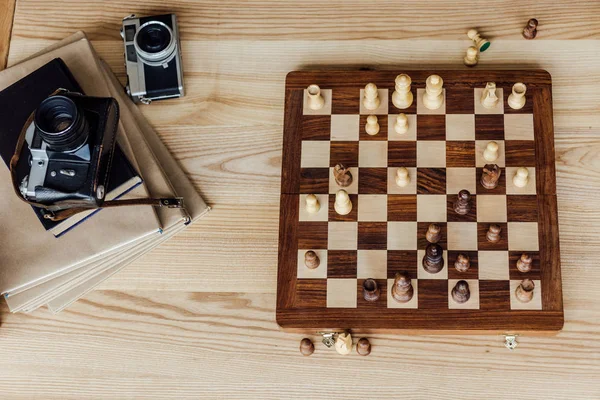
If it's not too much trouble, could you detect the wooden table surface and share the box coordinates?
[0,1,599,398]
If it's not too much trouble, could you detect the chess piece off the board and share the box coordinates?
[481,82,499,109]
[508,83,527,110]
[363,83,380,110]
[453,189,472,215]
[483,141,499,162]
[423,243,444,273]
[395,167,410,187]
[392,74,413,109]
[365,115,380,136]
[486,224,502,243]
[481,164,501,189]
[307,84,325,110]
[522,18,538,40]
[467,28,490,52]
[356,338,371,356]
[300,338,315,356]
[304,250,320,269]
[454,253,471,272]
[423,74,444,110]
[305,194,320,214]
[516,279,535,303]
[334,189,352,215]
[394,113,409,134]
[513,167,530,188]
[451,280,471,304]
[362,278,381,302]
[517,253,533,273]
[333,164,353,187]
[391,273,414,303]
[463,46,478,67]
[335,332,353,355]
[426,223,441,243]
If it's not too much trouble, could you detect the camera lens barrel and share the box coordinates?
[133,21,176,65]
[34,95,89,152]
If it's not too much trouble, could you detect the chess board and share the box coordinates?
[277,70,563,331]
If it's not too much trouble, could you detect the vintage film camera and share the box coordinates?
[19,91,119,207]
[121,13,184,104]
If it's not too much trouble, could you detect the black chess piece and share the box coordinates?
[522,18,538,40]
[453,189,471,215]
[451,280,471,303]
[423,243,444,273]
[391,273,414,303]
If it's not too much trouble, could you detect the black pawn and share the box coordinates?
[423,243,444,274]
[451,280,471,304]
[454,189,471,215]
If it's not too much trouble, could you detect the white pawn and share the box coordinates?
[307,84,325,110]
[363,83,380,111]
[305,194,320,214]
[365,115,380,136]
[481,82,499,109]
[392,74,413,109]
[423,74,444,110]
[464,46,478,67]
[394,113,409,134]
[395,167,410,187]
[513,167,530,188]
[334,189,352,215]
[483,141,499,162]
[467,29,490,52]
[508,83,527,110]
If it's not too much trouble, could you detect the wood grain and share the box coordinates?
[2,1,600,398]
[0,0,15,69]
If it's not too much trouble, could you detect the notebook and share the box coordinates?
[0,32,210,312]
[0,58,143,237]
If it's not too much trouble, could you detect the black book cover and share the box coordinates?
[0,58,141,233]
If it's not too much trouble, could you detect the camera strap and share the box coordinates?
[10,102,184,222]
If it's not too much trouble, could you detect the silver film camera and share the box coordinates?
[121,14,184,104]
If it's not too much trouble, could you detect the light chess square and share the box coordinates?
[357,250,387,279]
[446,114,475,140]
[331,115,359,141]
[301,141,330,168]
[327,278,357,308]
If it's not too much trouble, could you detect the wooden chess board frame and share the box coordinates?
[277,70,563,332]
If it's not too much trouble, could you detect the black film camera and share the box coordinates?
[19,91,119,207]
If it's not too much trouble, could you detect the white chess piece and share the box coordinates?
[363,83,380,111]
[508,82,527,110]
[365,115,380,136]
[307,84,325,110]
[394,113,409,134]
[395,167,410,187]
[334,189,352,215]
[464,46,478,67]
[335,332,353,355]
[481,82,499,109]
[513,167,530,188]
[305,194,320,214]
[483,141,499,162]
[392,74,413,109]
[423,74,444,110]
[467,28,490,52]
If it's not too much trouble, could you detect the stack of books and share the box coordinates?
[0,32,210,313]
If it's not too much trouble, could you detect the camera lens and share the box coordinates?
[136,23,171,54]
[133,21,176,64]
[34,95,89,152]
